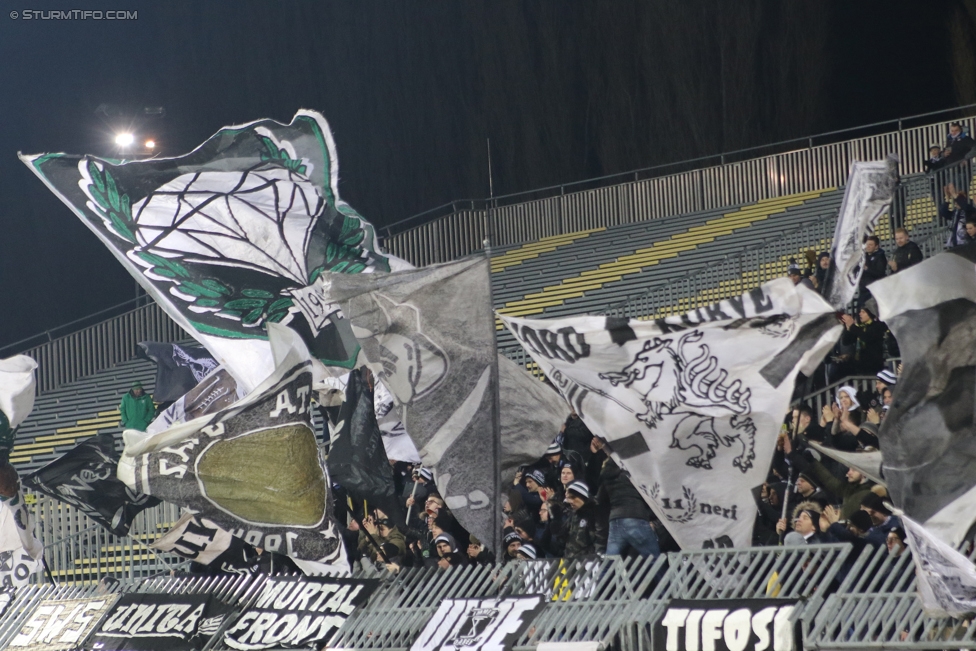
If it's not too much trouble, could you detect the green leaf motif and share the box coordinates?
[201,279,232,295]
[242,288,274,299]
[224,298,267,310]
[268,297,294,312]
[180,282,224,299]
[242,308,264,324]
[106,173,121,211]
[196,299,220,308]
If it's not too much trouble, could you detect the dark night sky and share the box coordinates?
[0,1,963,349]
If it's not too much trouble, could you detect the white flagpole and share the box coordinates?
[485,138,503,559]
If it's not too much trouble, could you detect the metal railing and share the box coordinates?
[807,542,976,649]
[12,301,188,394]
[383,112,976,266]
[30,494,185,584]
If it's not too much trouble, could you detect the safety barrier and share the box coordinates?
[14,301,188,394]
[383,115,976,266]
[29,493,186,584]
[8,543,970,650]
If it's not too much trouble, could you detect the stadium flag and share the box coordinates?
[0,489,43,588]
[497,355,569,485]
[324,257,501,549]
[870,242,976,546]
[21,109,409,393]
[373,380,422,464]
[91,592,233,651]
[117,325,348,572]
[23,433,160,537]
[137,342,218,403]
[147,366,245,434]
[902,513,976,618]
[326,367,404,525]
[150,512,260,574]
[821,154,900,309]
[807,442,885,487]
[502,278,840,549]
[0,355,37,465]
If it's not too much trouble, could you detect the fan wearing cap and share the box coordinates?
[563,481,607,557]
[777,501,827,544]
[861,493,902,547]
[840,300,887,375]
[119,381,155,431]
[515,543,538,561]
[787,261,814,290]
[821,386,863,451]
[502,529,523,563]
[542,442,584,488]
[433,532,467,569]
[404,467,435,521]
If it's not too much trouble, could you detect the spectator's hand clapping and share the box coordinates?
[823,505,840,525]
[437,558,451,569]
[821,404,834,423]
[867,408,881,424]
[467,544,482,559]
[840,313,855,329]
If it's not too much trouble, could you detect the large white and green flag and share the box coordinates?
[21,110,408,392]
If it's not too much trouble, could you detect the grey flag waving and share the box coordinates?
[502,279,840,548]
[821,155,899,309]
[324,257,500,549]
[870,243,976,546]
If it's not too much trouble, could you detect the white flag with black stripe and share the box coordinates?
[502,279,840,548]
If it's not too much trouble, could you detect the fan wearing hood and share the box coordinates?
[839,305,887,375]
[433,532,468,569]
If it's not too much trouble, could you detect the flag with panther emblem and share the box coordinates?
[22,110,409,393]
[502,279,840,548]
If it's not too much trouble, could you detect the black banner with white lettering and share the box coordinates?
[410,596,546,651]
[89,593,232,651]
[24,433,160,537]
[654,600,800,651]
[137,342,219,403]
[10,596,118,651]
[222,576,378,650]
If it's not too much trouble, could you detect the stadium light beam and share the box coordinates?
[144,139,155,150]
[115,133,134,147]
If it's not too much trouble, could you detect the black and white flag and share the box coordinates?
[0,355,37,464]
[0,489,44,588]
[23,110,409,393]
[411,596,545,651]
[223,576,378,650]
[10,596,118,650]
[118,326,347,571]
[807,442,885,487]
[373,381,421,464]
[90,592,232,651]
[902,514,976,618]
[151,513,236,566]
[502,279,840,548]
[324,257,500,548]
[147,367,244,434]
[821,155,899,309]
[23,433,160,536]
[326,368,402,524]
[870,243,976,546]
[137,342,219,403]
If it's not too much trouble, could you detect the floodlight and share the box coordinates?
[144,140,155,149]
[115,133,134,147]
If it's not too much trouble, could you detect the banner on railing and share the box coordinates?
[222,576,378,650]
[9,595,118,650]
[411,595,546,651]
[655,599,798,651]
[89,592,234,651]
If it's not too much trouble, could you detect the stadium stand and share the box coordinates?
[7,116,976,587]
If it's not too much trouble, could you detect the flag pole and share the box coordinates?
[485,137,503,559]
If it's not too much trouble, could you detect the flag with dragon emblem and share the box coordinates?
[21,110,409,392]
[501,278,840,548]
